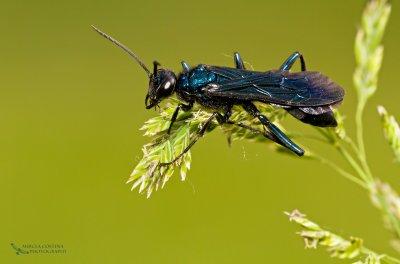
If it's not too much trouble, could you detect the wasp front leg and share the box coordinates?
[160,112,218,166]
[168,102,193,134]
[279,51,307,71]
[163,106,233,165]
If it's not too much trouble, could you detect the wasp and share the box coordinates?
[93,26,344,158]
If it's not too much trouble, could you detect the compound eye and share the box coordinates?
[157,77,175,98]
[157,71,176,98]
[162,80,173,90]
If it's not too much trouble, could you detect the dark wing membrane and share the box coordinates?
[204,66,344,107]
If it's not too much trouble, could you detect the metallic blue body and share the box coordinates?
[92,25,345,157]
[161,52,342,157]
[176,64,229,109]
[175,64,343,112]
[170,59,344,157]
[177,65,218,91]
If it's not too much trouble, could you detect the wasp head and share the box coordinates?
[145,61,177,109]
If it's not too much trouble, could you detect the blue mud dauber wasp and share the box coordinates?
[92,26,344,159]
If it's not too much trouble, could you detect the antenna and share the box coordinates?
[91,25,151,77]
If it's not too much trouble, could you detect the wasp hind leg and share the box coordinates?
[242,102,304,156]
[280,51,307,71]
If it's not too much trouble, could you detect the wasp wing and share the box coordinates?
[203,66,344,107]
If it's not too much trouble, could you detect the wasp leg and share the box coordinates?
[216,105,233,124]
[224,120,278,148]
[225,121,275,141]
[242,102,304,156]
[214,105,234,146]
[223,119,298,149]
[160,112,218,166]
[181,61,191,73]
[279,51,307,71]
[167,102,193,134]
[234,52,245,69]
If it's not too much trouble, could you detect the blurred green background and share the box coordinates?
[1,0,400,263]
